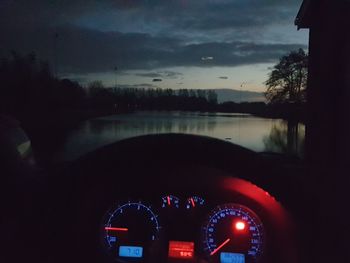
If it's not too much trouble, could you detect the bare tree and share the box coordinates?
[265,49,308,104]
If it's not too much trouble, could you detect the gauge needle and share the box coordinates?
[104,227,128,231]
[190,198,195,207]
[210,238,231,256]
[167,196,171,206]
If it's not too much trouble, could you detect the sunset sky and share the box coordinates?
[0,0,308,92]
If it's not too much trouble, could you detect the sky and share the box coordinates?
[0,0,308,92]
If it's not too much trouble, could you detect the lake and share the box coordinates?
[54,111,305,162]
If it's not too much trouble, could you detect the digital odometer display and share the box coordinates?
[202,204,264,263]
[119,246,143,258]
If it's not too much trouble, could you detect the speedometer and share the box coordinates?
[201,203,264,263]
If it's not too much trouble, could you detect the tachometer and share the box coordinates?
[201,203,264,263]
[102,201,161,262]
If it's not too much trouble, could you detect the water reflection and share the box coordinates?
[263,122,305,157]
[55,111,305,162]
[87,119,216,135]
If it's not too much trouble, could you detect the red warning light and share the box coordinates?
[168,241,194,259]
[235,221,246,231]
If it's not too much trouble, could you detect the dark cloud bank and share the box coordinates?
[0,0,306,74]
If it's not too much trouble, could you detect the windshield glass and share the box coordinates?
[0,0,308,165]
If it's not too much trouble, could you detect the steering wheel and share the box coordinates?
[2,134,310,263]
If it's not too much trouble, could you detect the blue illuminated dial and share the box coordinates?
[202,203,264,263]
[186,196,205,209]
[102,201,161,261]
[161,195,180,208]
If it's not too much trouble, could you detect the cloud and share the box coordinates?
[0,1,303,41]
[135,71,183,79]
[0,24,306,73]
[136,73,163,78]
[201,57,214,61]
[162,71,183,79]
[118,83,160,89]
[0,0,307,75]
[169,0,298,32]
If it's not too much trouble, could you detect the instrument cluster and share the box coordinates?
[101,195,265,263]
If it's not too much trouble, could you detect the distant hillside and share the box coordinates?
[214,89,266,103]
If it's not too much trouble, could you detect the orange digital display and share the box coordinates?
[168,241,194,259]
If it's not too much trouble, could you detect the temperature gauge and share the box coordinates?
[186,196,205,209]
[161,195,180,209]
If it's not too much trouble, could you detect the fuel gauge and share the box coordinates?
[186,196,205,209]
[161,195,180,209]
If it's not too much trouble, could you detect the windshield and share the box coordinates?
[0,0,308,165]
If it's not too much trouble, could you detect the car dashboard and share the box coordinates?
[100,191,266,263]
[3,134,305,263]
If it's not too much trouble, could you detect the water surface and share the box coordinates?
[55,111,305,161]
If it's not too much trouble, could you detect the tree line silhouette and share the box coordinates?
[0,51,307,125]
[0,52,85,117]
[86,80,219,112]
[0,52,273,119]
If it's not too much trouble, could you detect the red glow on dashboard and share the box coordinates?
[221,177,297,261]
[235,221,245,231]
[168,241,194,259]
[104,227,128,232]
[221,177,287,222]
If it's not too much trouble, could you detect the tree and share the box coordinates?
[87,80,104,95]
[207,90,218,104]
[265,48,308,104]
[0,52,57,114]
